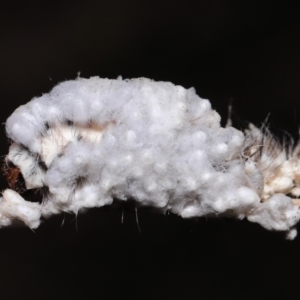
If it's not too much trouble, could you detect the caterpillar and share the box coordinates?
[1,76,300,239]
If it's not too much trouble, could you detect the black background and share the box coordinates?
[1,1,300,299]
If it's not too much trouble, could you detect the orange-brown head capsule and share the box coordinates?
[2,160,26,193]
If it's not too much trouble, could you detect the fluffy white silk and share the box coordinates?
[2,77,300,238]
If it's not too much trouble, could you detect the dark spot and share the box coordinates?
[39,185,51,202]
[38,159,48,171]
[66,119,73,126]
[22,185,51,203]
[287,193,298,199]
[74,176,87,189]
[57,152,64,158]
[44,122,50,130]
[2,160,26,193]
[19,143,30,152]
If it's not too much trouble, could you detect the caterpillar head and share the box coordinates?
[3,143,46,193]
[2,121,107,196]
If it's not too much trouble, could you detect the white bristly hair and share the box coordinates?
[1,77,300,239]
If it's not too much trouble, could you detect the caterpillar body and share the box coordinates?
[1,77,300,239]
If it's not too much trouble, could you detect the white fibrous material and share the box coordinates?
[1,77,300,238]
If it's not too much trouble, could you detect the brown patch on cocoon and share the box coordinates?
[2,160,26,193]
